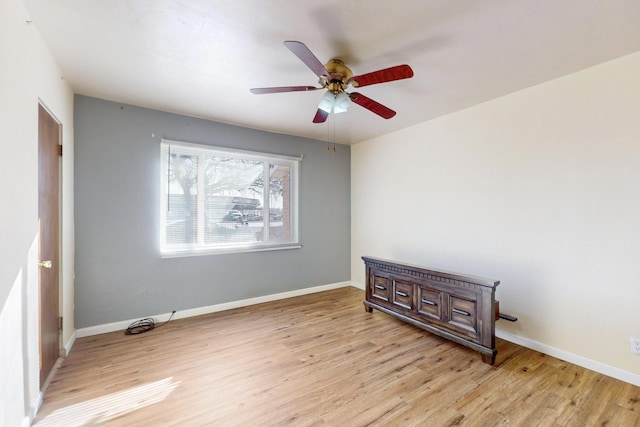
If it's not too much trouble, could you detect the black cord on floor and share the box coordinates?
[125,310,176,335]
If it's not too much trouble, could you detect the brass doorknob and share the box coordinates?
[39,260,52,269]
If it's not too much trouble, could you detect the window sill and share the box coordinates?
[160,243,302,259]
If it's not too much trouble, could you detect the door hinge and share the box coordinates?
[58,316,63,330]
[58,144,63,156]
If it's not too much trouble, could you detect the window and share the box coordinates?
[160,140,300,256]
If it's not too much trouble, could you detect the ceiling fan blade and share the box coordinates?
[348,92,396,119]
[312,108,329,123]
[348,64,414,88]
[250,86,321,94]
[284,41,332,80]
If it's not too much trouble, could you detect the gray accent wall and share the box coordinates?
[74,95,350,328]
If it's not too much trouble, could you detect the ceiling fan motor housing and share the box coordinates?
[324,59,353,92]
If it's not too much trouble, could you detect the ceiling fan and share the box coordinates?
[250,41,414,123]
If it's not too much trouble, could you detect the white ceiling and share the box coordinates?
[24,0,640,145]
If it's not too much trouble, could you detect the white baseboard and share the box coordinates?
[496,328,640,387]
[76,281,359,338]
[63,330,76,357]
[69,282,639,387]
[22,392,42,427]
[350,281,365,290]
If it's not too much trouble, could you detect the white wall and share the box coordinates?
[0,0,74,425]
[351,52,640,380]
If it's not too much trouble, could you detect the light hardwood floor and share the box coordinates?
[34,287,639,426]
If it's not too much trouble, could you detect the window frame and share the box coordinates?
[160,139,301,257]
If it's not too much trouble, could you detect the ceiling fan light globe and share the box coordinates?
[333,92,351,114]
[318,91,336,113]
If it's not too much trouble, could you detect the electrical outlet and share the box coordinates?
[630,337,640,355]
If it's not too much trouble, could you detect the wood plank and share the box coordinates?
[33,287,640,426]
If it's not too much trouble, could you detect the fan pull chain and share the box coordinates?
[327,114,331,151]
[333,118,336,154]
[331,115,337,153]
[325,113,338,154]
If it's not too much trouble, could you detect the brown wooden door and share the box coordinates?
[38,104,61,388]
